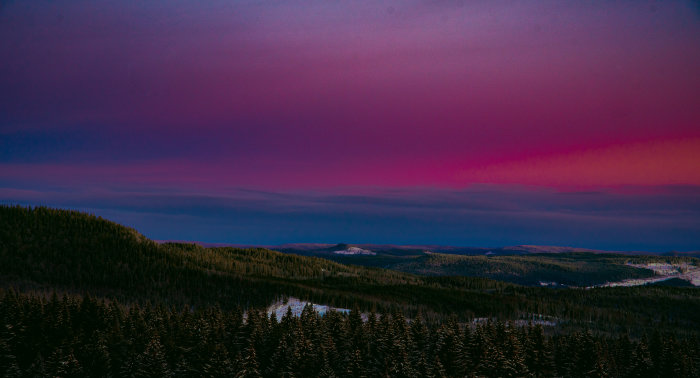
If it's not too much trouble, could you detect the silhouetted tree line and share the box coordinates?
[0,290,698,377]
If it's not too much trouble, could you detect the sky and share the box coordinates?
[1,0,699,251]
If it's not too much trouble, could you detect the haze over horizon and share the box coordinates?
[2,0,699,251]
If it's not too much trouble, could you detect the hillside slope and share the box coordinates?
[389,253,659,287]
[1,205,699,336]
[0,205,512,316]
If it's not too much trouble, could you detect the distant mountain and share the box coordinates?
[159,241,666,256]
[500,245,603,254]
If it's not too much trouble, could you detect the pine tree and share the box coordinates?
[120,352,140,377]
[2,361,22,378]
[236,344,262,378]
[296,336,317,377]
[613,334,633,375]
[434,318,465,376]
[469,326,488,371]
[594,354,612,378]
[502,328,529,378]
[25,353,47,378]
[348,307,363,335]
[479,344,506,377]
[47,348,84,378]
[0,338,21,378]
[525,324,553,377]
[203,343,234,377]
[135,337,171,377]
[573,331,598,377]
[430,356,448,378]
[408,313,430,375]
[630,339,654,378]
[82,333,112,377]
[268,337,295,377]
[318,350,337,378]
[172,357,195,378]
[346,349,365,378]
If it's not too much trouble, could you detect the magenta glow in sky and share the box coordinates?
[1,1,699,250]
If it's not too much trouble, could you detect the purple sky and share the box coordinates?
[1,0,699,250]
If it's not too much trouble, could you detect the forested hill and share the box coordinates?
[388,253,657,287]
[268,244,698,287]
[1,205,700,335]
[0,205,512,316]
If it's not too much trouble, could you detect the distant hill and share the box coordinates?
[162,241,667,257]
[0,205,520,317]
[152,240,698,286]
[387,252,664,287]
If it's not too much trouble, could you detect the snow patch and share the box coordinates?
[472,314,559,327]
[333,246,376,255]
[589,262,700,288]
[267,297,352,321]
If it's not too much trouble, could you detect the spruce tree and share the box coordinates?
[47,348,84,378]
[0,339,21,378]
[525,324,553,377]
[479,344,506,377]
[434,319,465,376]
[82,333,112,377]
[430,356,448,378]
[268,337,296,377]
[318,350,337,378]
[346,349,365,378]
[630,339,654,378]
[236,344,262,378]
[135,338,171,377]
[204,343,234,377]
[25,353,47,378]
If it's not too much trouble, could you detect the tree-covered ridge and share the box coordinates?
[389,253,696,287]
[1,205,700,337]
[0,205,511,314]
[1,290,698,377]
[279,245,700,287]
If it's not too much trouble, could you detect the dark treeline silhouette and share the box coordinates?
[0,290,698,377]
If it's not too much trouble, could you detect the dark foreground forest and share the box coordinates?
[1,291,698,377]
[1,205,699,377]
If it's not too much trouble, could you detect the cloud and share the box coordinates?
[459,138,700,187]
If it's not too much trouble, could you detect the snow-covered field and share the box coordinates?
[268,298,559,327]
[267,297,352,321]
[590,262,700,288]
[627,262,692,275]
[472,314,559,327]
[333,246,376,255]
